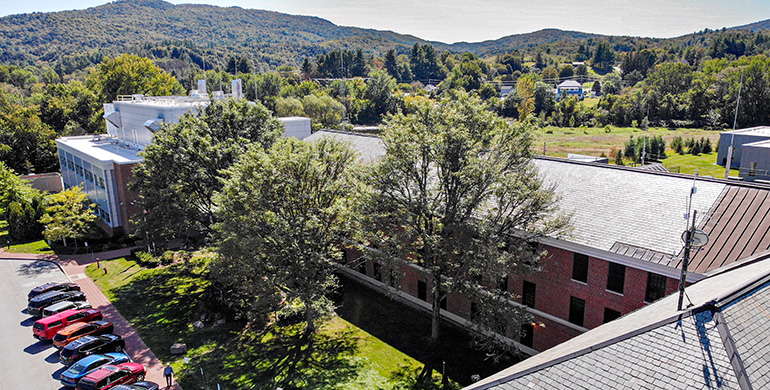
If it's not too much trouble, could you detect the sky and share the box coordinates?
[2,0,770,43]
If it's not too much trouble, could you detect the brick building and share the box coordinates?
[321,131,770,355]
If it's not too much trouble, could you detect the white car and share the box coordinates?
[42,300,92,318]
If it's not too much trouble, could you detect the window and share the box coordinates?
[522,281,536,308]
[373,262,382,281]
[520,323,534,348]
[50,320,62,328]
[603,308,621,323]
[750,162,758,177]
[572,253,589,283]
[417,280,427,301]
[645,272,668,303]
[569,296,585,326]
[606,263,626,294]
[470,302,478,321]
[440,296,447,310]
[498,275,509,292]
[357,260,367,274]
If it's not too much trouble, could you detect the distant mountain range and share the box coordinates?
[0,0,768,72]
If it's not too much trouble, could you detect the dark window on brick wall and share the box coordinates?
[373,262,383,281]
[645,272,667,303]
[470,302,478,321]
[520,323,534,348]
[358,260,367,274]
[440,296,447,310]
[498,275,509,292]
[572,253,589,283]
[523,281,536,308]
[603,308,622,323]
[418,280,427,301]
[606,262,626,294]
[569,296,585,327]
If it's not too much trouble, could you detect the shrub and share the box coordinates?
[135,251,160,268]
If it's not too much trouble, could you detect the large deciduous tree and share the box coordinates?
[0,162,45,241]
[363,91,570,353]
[131,99,282,245]
[39,186,95,247]
[87,54,184,102]
[215,137,361,334]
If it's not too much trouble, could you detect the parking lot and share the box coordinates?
[0,259,71,389]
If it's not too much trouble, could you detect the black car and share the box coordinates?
[27,290,87,317]
[28,282,80,301]
[59,334,125,366]
[112,381,160,390]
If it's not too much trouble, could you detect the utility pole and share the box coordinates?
[677,210,697,311]
[726,69,744,179]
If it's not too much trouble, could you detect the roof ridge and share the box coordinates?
[314,128,381,139]
[535,156,770,191]
[714,310,753,390]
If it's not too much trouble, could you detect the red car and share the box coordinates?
[76,362,146,390]
[33,308,102,341]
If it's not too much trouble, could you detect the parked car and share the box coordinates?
[42,301,92,318]
[75,362,145,390]
[53,321,114,349]
[33,308,103,341]
[111,381,159,390]
[28,282,80,301]
[59,352,131,388]
[60,334,125,366]
[28,290,86,317]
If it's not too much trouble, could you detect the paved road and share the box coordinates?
[0,259,71,389]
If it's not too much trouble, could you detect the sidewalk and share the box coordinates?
[1,247,181,389]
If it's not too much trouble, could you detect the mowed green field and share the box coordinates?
[535,126,736,176]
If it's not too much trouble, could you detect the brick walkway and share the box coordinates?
[0,248,181,389]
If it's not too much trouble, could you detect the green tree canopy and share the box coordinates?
[87,54,184,103]
[215,137,361,334]
[39,186,95,246]
[132,99,282,244]
[0,162,45,241]
[362,91,570,354]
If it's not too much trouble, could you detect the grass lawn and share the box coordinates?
[534,126,734,175]
[0,220,54,254]
[660,152,739,177]
[86,256,445,390]
[536,126,722,159]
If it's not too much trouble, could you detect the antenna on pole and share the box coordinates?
[677,174,709,311]
[725,69,744,179]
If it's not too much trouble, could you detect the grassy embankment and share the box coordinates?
[535,126,738,177]
[86,256,447,390]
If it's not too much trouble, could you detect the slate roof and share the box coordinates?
[534,158,725,262]
[303,129,385,163]
[464,252,770,390]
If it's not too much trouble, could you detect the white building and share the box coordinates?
[56,88,311,235]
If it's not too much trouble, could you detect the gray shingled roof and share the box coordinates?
[464,253,770,390]
[304,129,384,163]
[534,158,725,262]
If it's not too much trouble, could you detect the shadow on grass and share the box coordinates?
[104,259,367,390]
[182,324,362,389]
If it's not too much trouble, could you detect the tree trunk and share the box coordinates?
[304,302,316,336]
[431,287,441,340]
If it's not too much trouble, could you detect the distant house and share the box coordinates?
[556,80,583,100]
[500,85,515,98]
